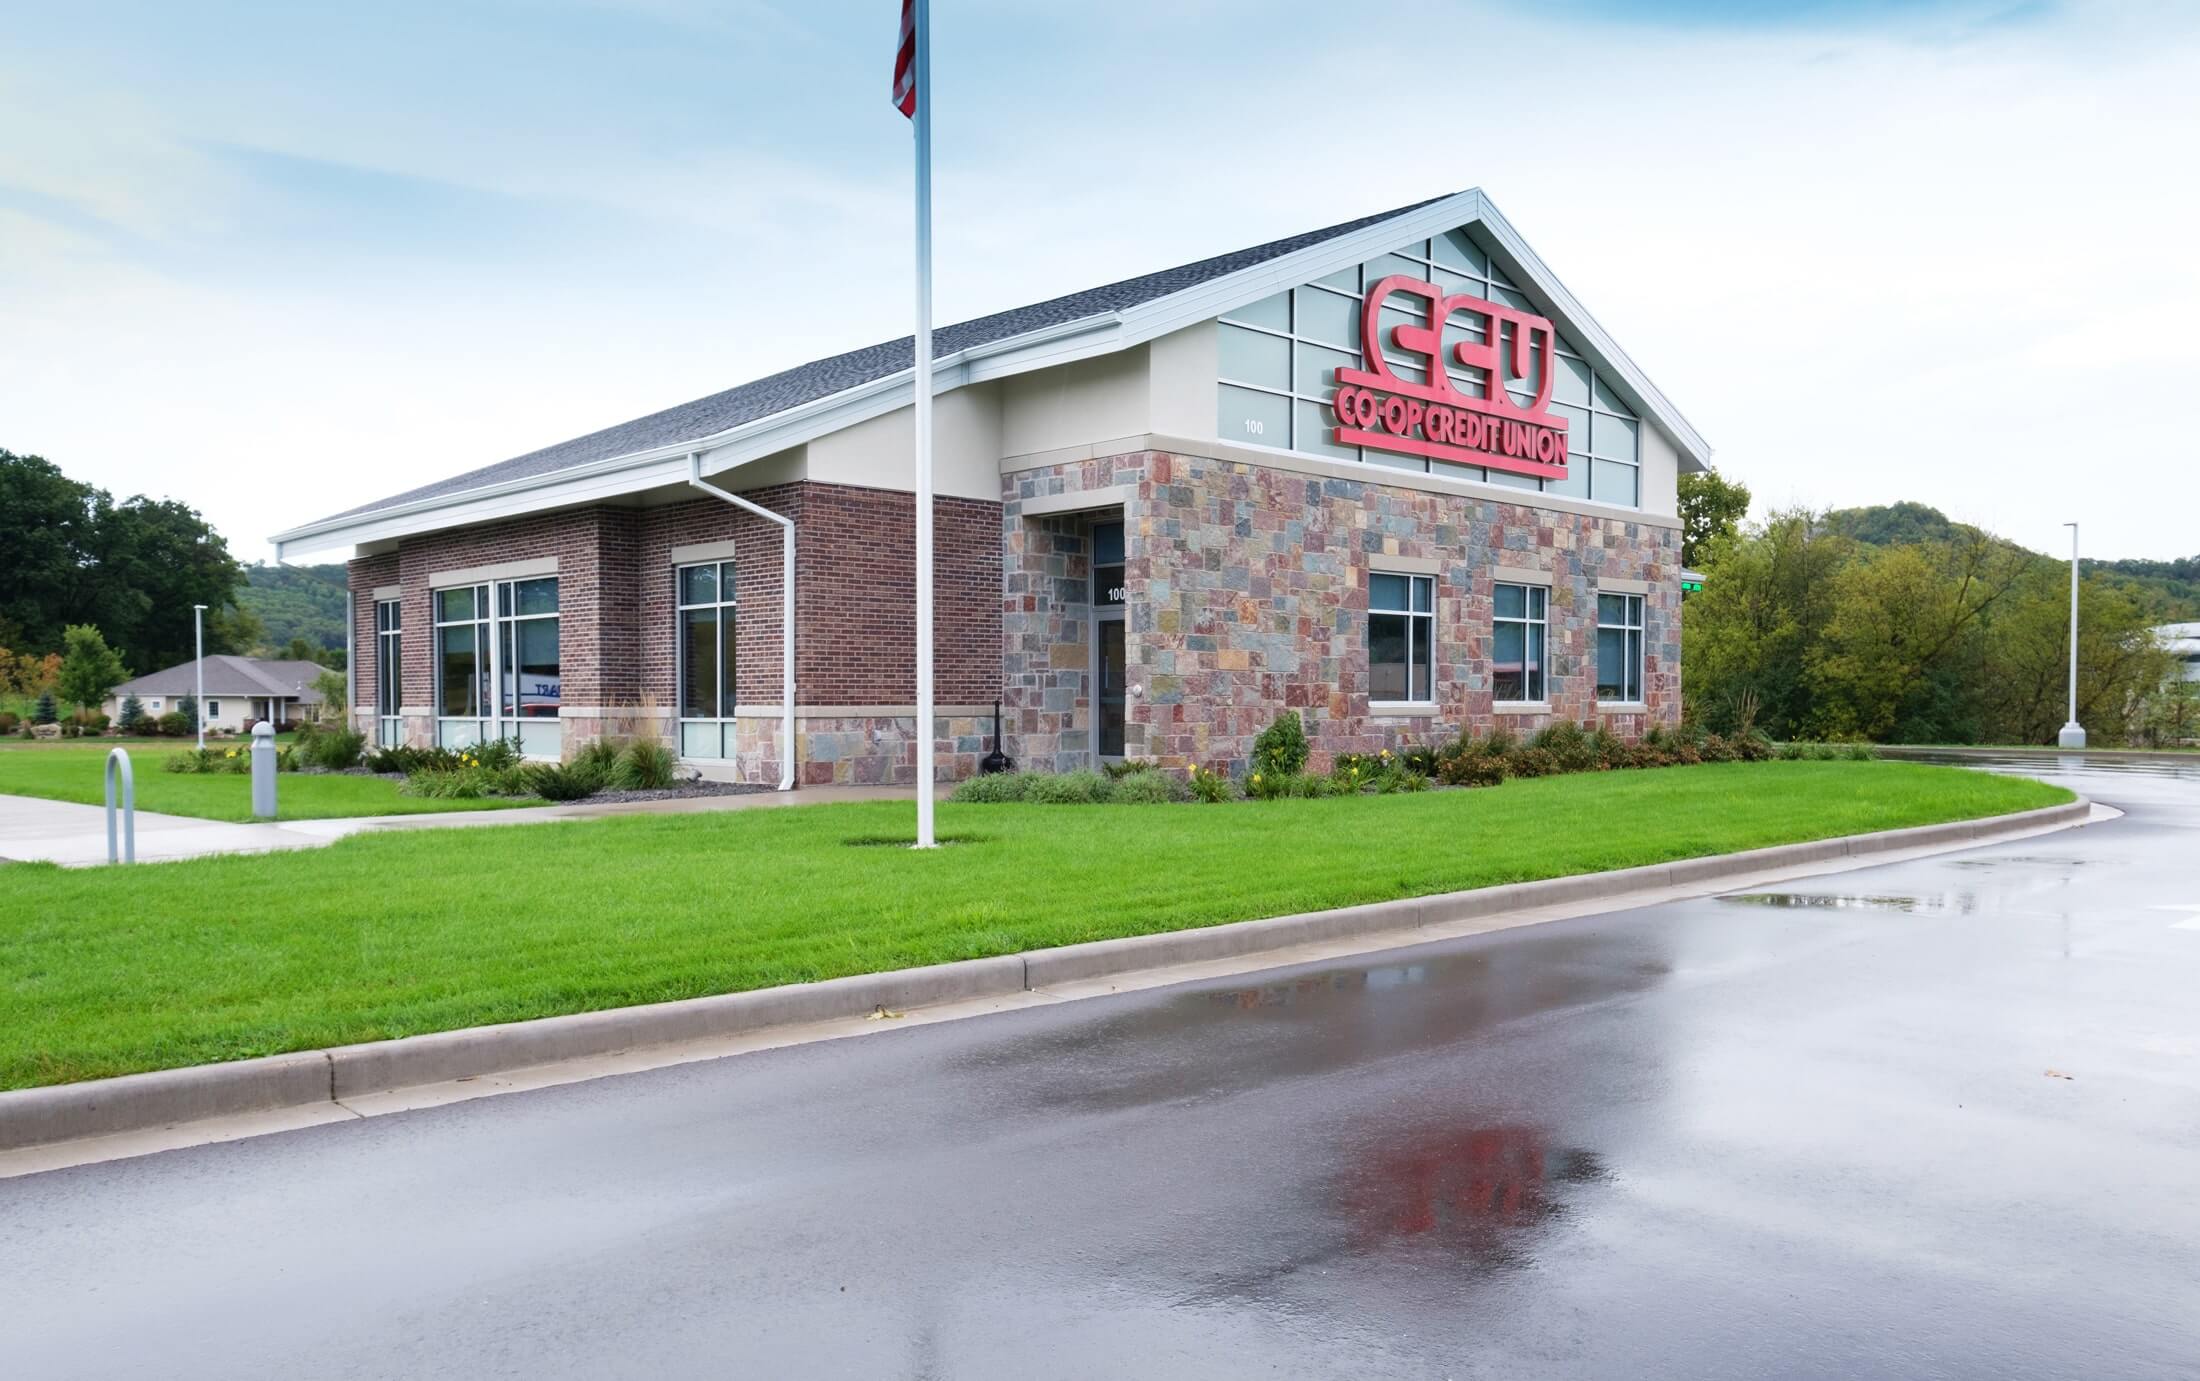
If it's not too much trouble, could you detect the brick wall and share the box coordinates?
[342,481,1005,780]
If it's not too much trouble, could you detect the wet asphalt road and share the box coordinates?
[5,757,2200,1379]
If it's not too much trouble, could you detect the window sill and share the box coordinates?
[1597,702,1649,712]
[1493,702,1552,715]
[1368,701,1439,716]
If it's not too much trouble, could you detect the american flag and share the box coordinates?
[892,0,917,118]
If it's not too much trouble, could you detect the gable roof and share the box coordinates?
[273,188,1710,555]
[110,656,331,702]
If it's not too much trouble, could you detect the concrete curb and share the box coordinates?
[0,796,2090,1152]
[1876,745,2198,765]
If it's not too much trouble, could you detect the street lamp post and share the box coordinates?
[193,603,207,751]
[2058,524,2085,749]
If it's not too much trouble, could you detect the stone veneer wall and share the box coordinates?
[1002,449,1682,773]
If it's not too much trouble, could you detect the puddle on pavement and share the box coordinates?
[1719,891,1971,914]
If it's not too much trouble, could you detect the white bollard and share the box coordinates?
[251,720,278,819]
[105,747,135,864]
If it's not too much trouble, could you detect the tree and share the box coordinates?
[310,667,349,724]
[32,690,58,725]
[0,448,246,671]
[205,603,265,658]
[177,693,199,731]
[1677,468,1751,569]
[119,693,146,733]
[56,625,130,712]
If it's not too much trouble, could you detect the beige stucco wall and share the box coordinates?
[801,383,1003,500]
[998,346,1150,460]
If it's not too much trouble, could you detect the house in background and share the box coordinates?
[102,656,329,731]
[2158,623,2200,684]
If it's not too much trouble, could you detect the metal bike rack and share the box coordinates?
[105,747,136,864]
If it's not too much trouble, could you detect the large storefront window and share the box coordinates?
[1597,593,1646,703]
[375,598,402,747]
[1493,582,1548,704]
[1216,226,1642,507]
[677,561,738,759]
[434,577,561,756]
[1369,573,1433,704]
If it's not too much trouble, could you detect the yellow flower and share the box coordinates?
[1251,772,1262,784]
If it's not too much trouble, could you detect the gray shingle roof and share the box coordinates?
[317,193,1451,525]
[110,656,330,701]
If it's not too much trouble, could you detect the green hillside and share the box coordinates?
[239,562,349,653]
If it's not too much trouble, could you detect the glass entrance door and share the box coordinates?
[1097,617,1126,760]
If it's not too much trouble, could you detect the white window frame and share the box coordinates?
[375,598,403,748]
[206,699,221,720]
[1597,592,1646,705]
[433,577,561,757]
[1492,582,1549,706]
[1368,571,1437,708]
[676,559,739,761]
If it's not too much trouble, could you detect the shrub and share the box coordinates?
[155,711,188,737]
[1188,764,1239,803]
[1112,770,1191,804]
[1698,733,1739,764]
[1368,763,1429,793]
[300,726,365,771]
[1251,710,1309,778]
[1589,723,1625,768]
[116,695,144,733]
[0,712,16,735]
[1735,729,1775,762]
[1448,752,1507,788]
[950,771,1037,803]
[472,737,524,772]
[1102,759,1159,779]
[400,765,532,799]
[571,738,624,780]
[1401,743,1439,776]
[525,761,605,802]
[1845,741,1877,761]
[1776,740,1808,761]
[1024,769,1116,804]
[164,749,212,774]
[32,690,58,725]
[1530,720,1598,773]
[1505,746,1560,778]
[612,739,679,790]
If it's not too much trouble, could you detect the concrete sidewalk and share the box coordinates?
[0,783,947,867]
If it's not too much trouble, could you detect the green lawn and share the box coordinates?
[0,761,2069,1090]
[0,740,536,821]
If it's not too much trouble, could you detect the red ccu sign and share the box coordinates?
[1332,275,1570,480]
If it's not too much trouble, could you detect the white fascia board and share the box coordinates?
[272,187,1712,554]
[1464,194,1713,469]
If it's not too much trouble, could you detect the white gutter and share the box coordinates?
[686,454,796,791]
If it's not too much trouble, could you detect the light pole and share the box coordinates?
[2058,524,2085,749]
[193,603,207,750]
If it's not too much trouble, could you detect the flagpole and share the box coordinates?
[912,0,937,848]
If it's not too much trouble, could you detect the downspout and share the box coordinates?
[687,453,797,791]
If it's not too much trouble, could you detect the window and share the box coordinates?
[375,598,403,748]
[499,578,561,758]
[1092,521,1125,606]
[1597,593,1645,703]
[677,561,739,759]
[1492,583,1548,703]
[1369,573,1434,703]
[148,699,162,711]
[206,699,221,719]
[1215,227,1643,508]
[434,577,561,756]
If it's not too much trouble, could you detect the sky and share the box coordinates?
[2,0,2196,563]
